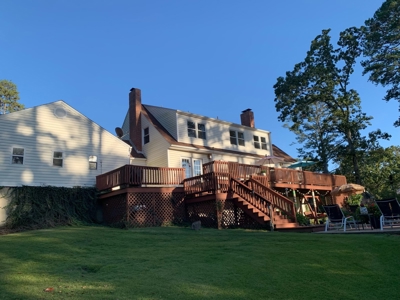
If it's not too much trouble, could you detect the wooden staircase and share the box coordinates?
[230,177,299,230]
[232,197,270,225]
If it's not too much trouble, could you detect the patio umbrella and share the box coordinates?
[255,155,284,166]
[331,183,365,196]
[287,160,316,170]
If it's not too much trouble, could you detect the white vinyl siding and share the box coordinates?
[176,113,271,155]
[141,115,169,167]
[0,101,132,187]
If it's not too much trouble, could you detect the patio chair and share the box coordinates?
[375,199,400,231]
[348,204,371,230]
[323,204,357,232]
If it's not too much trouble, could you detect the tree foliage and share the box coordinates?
[0,79,24,114]
[337,146,400,199]
[361,0,400,126]
[284,102,339,173]
[273,28,390,183]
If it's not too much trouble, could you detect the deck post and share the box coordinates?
[311,190,318,223]
[293,189,297,210]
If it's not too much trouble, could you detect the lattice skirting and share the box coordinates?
[101,193,127,224]
[101,190,186,227]
[186,199,268,229]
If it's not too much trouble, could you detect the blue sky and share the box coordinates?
[1,0,397,163]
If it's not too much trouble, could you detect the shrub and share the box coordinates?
[296,213,310,226]
[3,186,97,230]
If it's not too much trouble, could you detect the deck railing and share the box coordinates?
[230,178,273,218]
[97,161,347,193]
[184,172,230,196]
[249,176,296,221]
[202,161,346,187]
[96,165,185,191]
[203,161,269,180]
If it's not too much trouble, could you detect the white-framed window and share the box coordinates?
[187,121,197,138]
[198,124,206,140]
[253,135,260,149]
[143,127,150,144]
[89,155,97,170]
[193,159,202,176]
[181,157,203,178]
[230,130,245,146]
[53,151,63,167]
[238,132,245,146]
[187,121,206,139]
[230,130,237,145]
[182,158,191,178]
[12,148,24,164]
[261,137,267,150]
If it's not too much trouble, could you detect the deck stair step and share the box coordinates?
[234,196,300,229]
[233,197,270,224]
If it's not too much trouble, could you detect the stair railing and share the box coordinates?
[248,176,296,222]
[230,178,273,218]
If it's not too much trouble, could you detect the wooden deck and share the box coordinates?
[96,161,347,230]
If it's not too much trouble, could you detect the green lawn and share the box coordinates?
[0,226,399,300]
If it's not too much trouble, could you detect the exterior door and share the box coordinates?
[192,159,202,176]
[181,158,203,178]
[181,158,191,179]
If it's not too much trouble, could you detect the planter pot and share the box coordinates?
[370,216,381,229]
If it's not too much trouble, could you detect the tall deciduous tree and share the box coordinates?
[0,80,24,114]
[274,28,389,184]
[338,145,400,199]
[361,0,400,126]
[284,102,339,173]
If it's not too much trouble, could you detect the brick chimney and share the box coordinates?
[240,108,254,128]
[129,88,142,152]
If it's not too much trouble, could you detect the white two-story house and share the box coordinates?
[119,88,295,176]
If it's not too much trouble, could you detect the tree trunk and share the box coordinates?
[346,131,362,184]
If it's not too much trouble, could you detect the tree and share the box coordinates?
[274,28,389,183]
[284,102,339,173]
[361,0,400,126]
[338,145,400,199]
[0,80,24,114]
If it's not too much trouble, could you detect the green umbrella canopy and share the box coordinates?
[287,160,316,169]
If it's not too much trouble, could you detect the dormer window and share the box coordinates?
[187,121,196,137]
[261,137,267,150]
[230,130,245,146]
[253,136,260,149]
[187,121,206,140]
[198,124,206,139]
